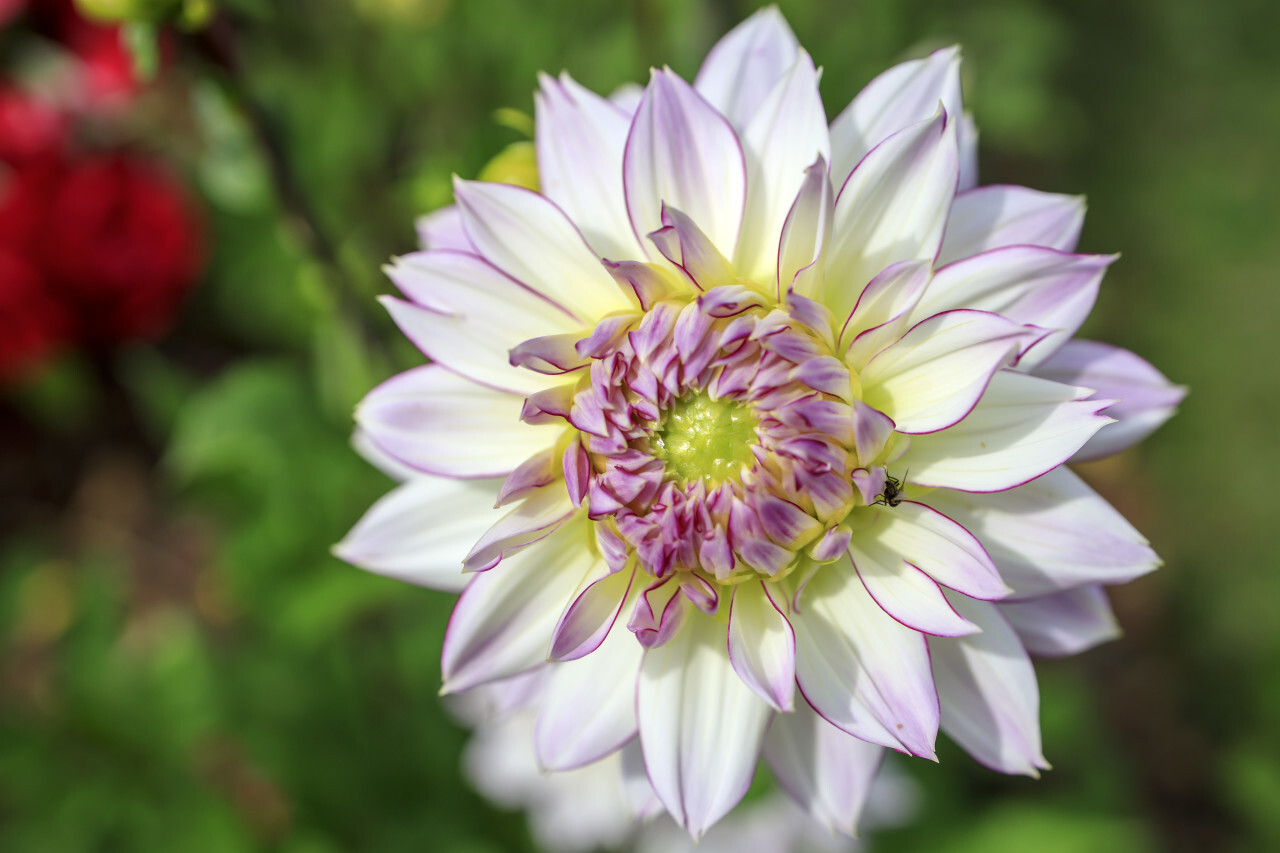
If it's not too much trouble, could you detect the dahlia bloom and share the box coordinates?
[338,7,1184,838]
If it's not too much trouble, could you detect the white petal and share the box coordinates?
[776,156,834,300]
[453,178,631,322]
[929,594,1049,775]
[610,83,644,115]
[536,71,646,260]
[849,535,981,638]
[334,475,502,592]
[938,185,1086,265]
[536,612,644,770]
[905,370,1113,492]
[916,247,1115,368]
[462,708,638,853]
[1000,585,1121,657]
[866,500,1008,598]
[415,204,473,251]
[1032,339,1187,461]
[625,69,748,263]
[789,557,939,757]
[356,365,562,478]
[550,564,636,661]
[386,251,582,387]
[925,466,1160,597]
[692,6,800,131]
[825,109,959,322]
[651,205,736,288]
[840,259,932,367]
[860,310,1034,434]
[736,50,831,282]
[957,112,979,192]
[763,702,885,836]
[441,515,595,693]
[351,426,419,482]
[829,46,963,189]
[638,615,772,839]
[728,582,797,712]
[463,483,577,571]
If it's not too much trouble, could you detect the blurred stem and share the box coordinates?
[183,14,387,362]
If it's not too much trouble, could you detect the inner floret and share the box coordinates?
[651,392,759,486]
[560,288,877,581]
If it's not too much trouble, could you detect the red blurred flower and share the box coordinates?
[0,247,69,382]
[1,152,204,345]
[23,0,152,109]
[0,0,26,27]
[0,85,68,165]
[60,9,141,108]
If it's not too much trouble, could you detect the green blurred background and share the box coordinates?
[2,0,1276,850]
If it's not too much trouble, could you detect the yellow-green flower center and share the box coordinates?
[651,392,759,485]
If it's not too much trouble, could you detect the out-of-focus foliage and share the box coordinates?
[1,0,1277,851]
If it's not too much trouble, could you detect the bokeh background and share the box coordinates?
[1,0,1275,850]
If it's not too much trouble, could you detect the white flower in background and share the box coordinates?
[338,6,1184,840]
[451,671,918,853]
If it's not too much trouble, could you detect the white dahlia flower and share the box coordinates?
[337,6,1185,840]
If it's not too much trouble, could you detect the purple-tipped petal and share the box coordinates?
[536,71,645,260]
[650,205,737,289]
[850,532,983,637]
[860,500,1009,599]
[454,178,631,322]
[550,565,636,662]
[777,156,834,301]
[535,607,644,770]
[790,356,851,399]
[638,615,772,840]
[384,251,582,393]
[852,467,888,507]
[860,310,1035,434]
[763,702,885,836]
[628,576,691,649]
[826,109,959,322]
[625,69,748,264]
[929,594,1050,776]
[756,492,824,549]
[509,332,589,375]
[905,370,1114,493]
[851,400,896,467]
[841,259,932,365]
[356,365,563,479]
[916,247,1115,367]
[1032,339,1187,461]
[1000,585,1121,657]
[727,583,797,712]
[737,50,831,281]
[415,204,474,251]
[829,46,963,189]
[692,6,801,131]
[441,516,596,693]
[494,447,558,506]
[334,474,503,592]
[939,185,1086,265]
[926,466,1160,597]
[604,259,688,309]
[789,557,940,757]
[809,524,853,562]
[463,484,577,572]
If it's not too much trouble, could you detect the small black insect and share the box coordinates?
[874,470,907,508]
